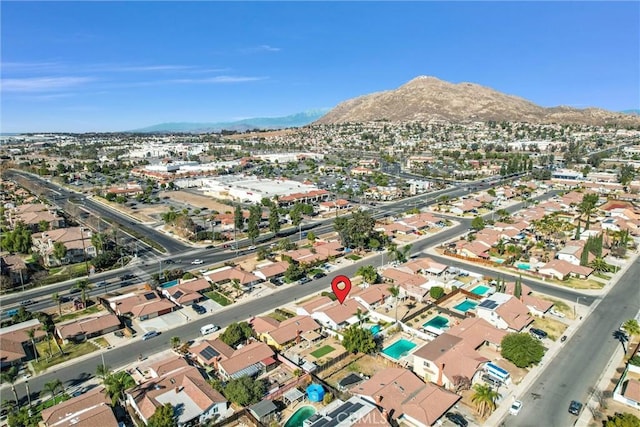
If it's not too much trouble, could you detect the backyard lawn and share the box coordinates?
[311,345,335,358]
[33,341,99,374]
[55,305,104,323]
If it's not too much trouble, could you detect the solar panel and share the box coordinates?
[144,292,156,300]
[200,346,219,361]
[173,290,184,299]
[478,300,498,309]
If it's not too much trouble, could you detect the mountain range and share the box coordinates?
[315,76,640,126]
[130,110,329,133]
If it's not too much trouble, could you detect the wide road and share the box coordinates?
[505,257,640,427]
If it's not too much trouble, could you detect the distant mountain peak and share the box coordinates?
[315,77,639,126]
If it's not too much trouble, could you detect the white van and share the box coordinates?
[200,324,219,335]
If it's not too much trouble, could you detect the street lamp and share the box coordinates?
[25,380,32,408]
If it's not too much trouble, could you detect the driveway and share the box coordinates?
[137,311,188,333]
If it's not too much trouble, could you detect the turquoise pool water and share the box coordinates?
[423,315,449,330]
[370,324,381,335]
[160,279,179,289]
[516,263,531,270]
[454,299,478,312]
[284,406,316,427]
[382,339,416,360]
[471,285,490,295]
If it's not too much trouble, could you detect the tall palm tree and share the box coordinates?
[52,293,62,317]
[589,257,611,274]
[622,319,640,343]
[471,383,500,418]
[613,330,629,353]
[578,193,599,231]
[231,279,242,299]
[387,285,401,325]
[389,243,412,264]
[170,336,181,349]
[42,379,63,401]
[355,308,369,326]
[96,363,111,381]
[104,371,135,406]
[27,328,39,363]
[75,279,92,306]
[0,366,20,404]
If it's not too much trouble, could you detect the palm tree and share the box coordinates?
[27,328,39,363]
[389,243,412,264]
[622,319,640,343]
[96,363,111,381]
[496,209,510,222]
[356,265,378,284]
[75,279,92,306]
[42,379,63,401]
[231,279,242,299]
[471,383,500,418]
[589,257,611,274]
[578,193,599,231]
[388,285,401,324]
[104,371,135,406]
[613,330,629,353]
[355,308,369,326]
[52,292,62,317]
[0,366,20,404]
[170,336,181,349]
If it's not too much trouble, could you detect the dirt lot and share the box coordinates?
[157,190,234,213]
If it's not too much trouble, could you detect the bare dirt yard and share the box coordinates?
[157,190,234,213]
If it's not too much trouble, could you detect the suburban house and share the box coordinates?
[351,368,460,427]
[31,227,97,267]
[352,284,391,311]
[399,212,440,232]
[107,291,177,320]
[282,241,344,265]
[307,298,368,331]
[449,199,482,215]
[127,357,228,426]
[318,199,352,214]
[56,314,121,344]
[190,339,276,380]
[252,315,322,351]
[6,203,65,231]
[205,266,262,290]
[0,254,29,286]
[502,282,554,317]
[0,319,46,368]
[381,268,430,302]
[475,293,534,332]
[556,240,588,265]
[40,386,118,427]
[402,257,449,277]
[161,277,210,306]
[412,318,507,390]
[253,261,289,282]
[538,259,594,280]
[305,396,390,426]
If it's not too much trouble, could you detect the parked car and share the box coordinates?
[445,412,468,427]
[550,308,565,318]
[299,277,312,285]
[141,330,160,341]
[530,328,548,340]
[568,400,583,415]
[191,259,204,265]
[481,374,502,388]
[192,304,206,315]
[312,272,326,280]
[509,400,523,416]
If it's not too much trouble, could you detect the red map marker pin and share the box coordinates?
[331,275,352,305]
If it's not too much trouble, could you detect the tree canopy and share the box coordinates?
[222,375,266,406]
[501,333,545,368]
[341,325,377,354]
[147,403,177,427]
[334,211,385,251]
[604,412,640,427]
[220,321,253,348]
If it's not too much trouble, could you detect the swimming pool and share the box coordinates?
[516,263,531,270]
[382,339,417,360]
[370,324,381,335]
[284,406,316,427]
[160,279,179,289]
[471,285,490,295]
[422,315,449,330]
[454,299,478,312]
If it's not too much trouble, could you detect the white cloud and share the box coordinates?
[1,76,94,92]
[240,44,282,54]
[166,75,266,84]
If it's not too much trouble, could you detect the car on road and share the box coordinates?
[445,412,468,427]
[205,245,214,249]
[509,400,523,415]
[165,259,175,264]
[568,400,583,415]
[299,277,312,285]
[192,304,206,315]
[119,273,135,281]
[311,272,326,280]
[247,245,256,250]
[20,299,34,306]
[69,287,81,294]
[141,330,160,341]
[191,259,204,265]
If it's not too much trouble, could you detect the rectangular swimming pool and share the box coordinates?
[422,315,449,330]
[471,285,490,295]
[454,299,478,312]
[382,339,416,360]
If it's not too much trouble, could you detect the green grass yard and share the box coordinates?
[205,291,231,306]
[311,345,335,358]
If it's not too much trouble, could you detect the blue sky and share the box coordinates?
[2,1,638,133]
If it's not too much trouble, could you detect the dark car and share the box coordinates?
[568,400,583,415]
[445,412,468,427]
[69,287,81,294]
[119,273,135,281]
[192,304,206,315]
[530,328,548,339]
[312,272,326,280]
[205,245,214,249]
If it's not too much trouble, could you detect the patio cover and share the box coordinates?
[283,387,305,405]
